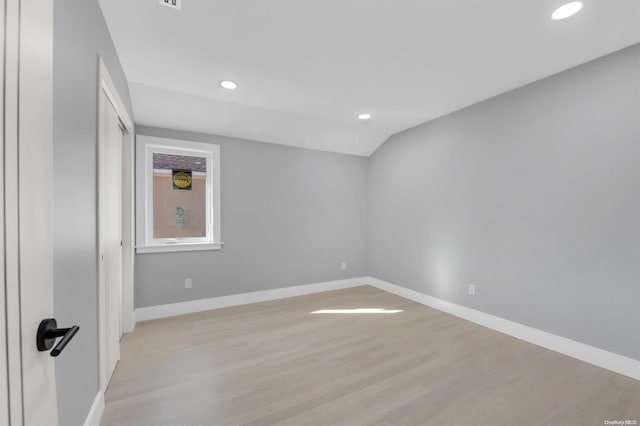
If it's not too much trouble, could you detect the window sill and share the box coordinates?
[136,242,223,254]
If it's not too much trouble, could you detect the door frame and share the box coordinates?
[97,57,134,391]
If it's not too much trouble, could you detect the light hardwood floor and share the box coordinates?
[102,286,640,425]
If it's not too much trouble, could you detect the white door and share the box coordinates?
[99,90,124,387]
[0,0,9,420]
[3,0,58,424]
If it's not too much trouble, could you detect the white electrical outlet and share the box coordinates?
[341,262,347,271]
[159,0,181,10]
[185,278,192,289]
[468,284,476,296]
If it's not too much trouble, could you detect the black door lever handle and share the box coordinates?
[37,318,80,357]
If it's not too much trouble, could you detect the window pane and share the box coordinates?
[152,153,207,239]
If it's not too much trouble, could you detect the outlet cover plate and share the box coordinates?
[159,0,181,11]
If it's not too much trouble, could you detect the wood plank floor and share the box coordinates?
[102,286,640,425]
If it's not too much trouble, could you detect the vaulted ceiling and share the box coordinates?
[99,0,640,156]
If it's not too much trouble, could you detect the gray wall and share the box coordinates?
[368,44,640,361]
[53,1,133,425]
[135,127,368,308]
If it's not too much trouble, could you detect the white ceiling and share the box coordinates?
[99,0,640,156]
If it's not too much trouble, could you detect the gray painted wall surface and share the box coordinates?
[368,44,640,361]
[53,1,133,425]
[135,127,368,308]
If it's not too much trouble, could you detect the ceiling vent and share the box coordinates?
[159,0,181,10]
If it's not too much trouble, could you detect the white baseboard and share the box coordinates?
[134,276,368,322]
[83,390,104,426]
[368,276,640,381]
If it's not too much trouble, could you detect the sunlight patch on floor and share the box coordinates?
[310,308,403,314]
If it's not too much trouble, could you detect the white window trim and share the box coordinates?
[136,135,222,253]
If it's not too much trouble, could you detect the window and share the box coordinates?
[136,135,221,253]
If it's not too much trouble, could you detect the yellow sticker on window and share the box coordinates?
[172,170,192,190]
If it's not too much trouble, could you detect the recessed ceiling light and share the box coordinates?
[552,2,583,20]
[220,80,238,90]
[358,113,371,120]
